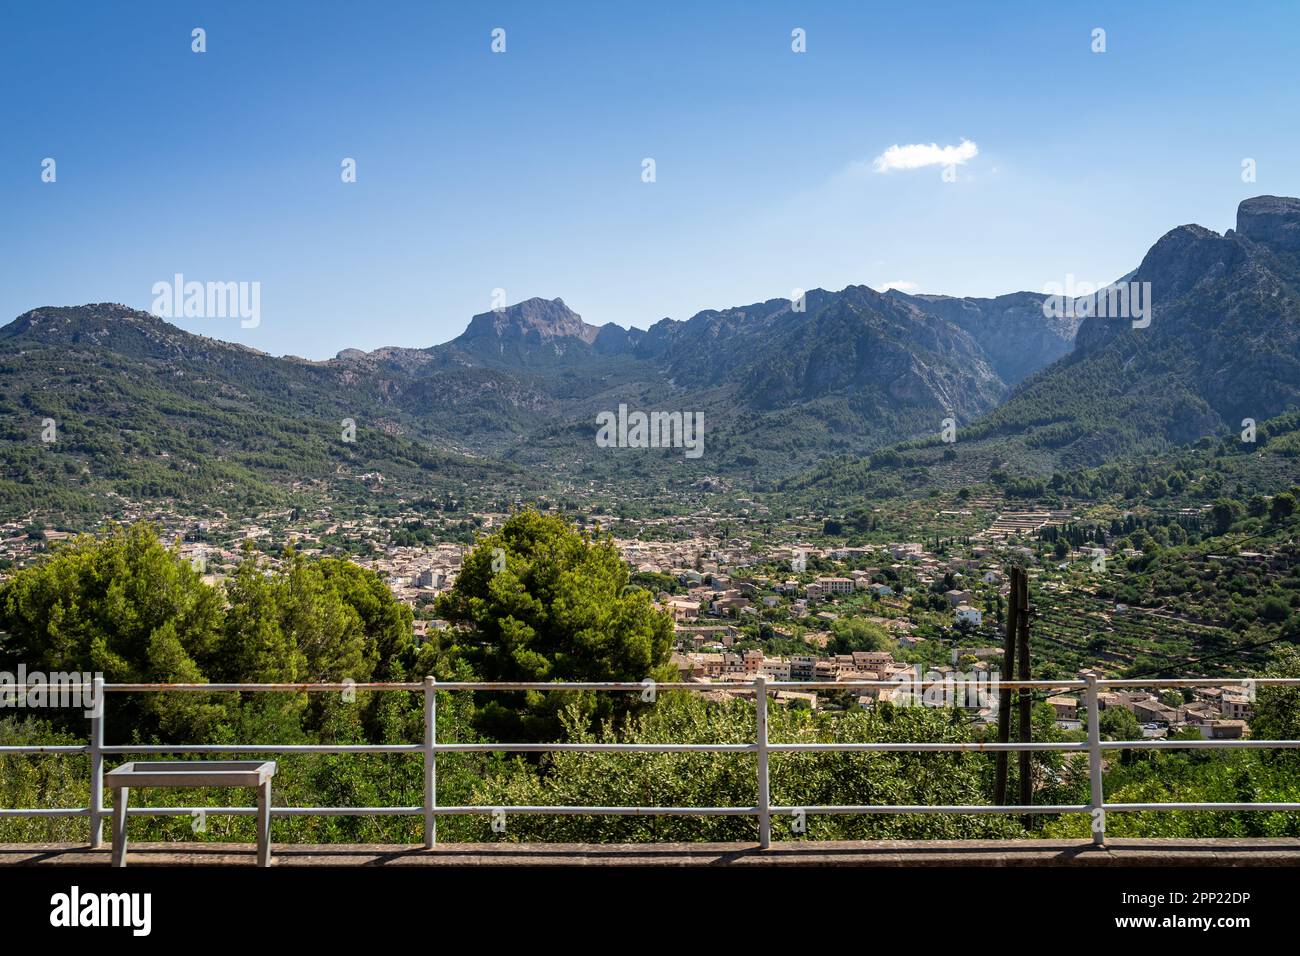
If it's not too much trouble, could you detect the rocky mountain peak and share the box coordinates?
[458,296,599,346]
[1128,223,1238,302]
[1235,195,1300,252]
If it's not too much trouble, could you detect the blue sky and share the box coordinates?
[2,0,1298,358]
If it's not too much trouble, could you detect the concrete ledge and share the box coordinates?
[3,838,1299,866]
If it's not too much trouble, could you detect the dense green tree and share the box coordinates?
[0,523,225,738]
[1251,648,1300,754]
[1099,706,1142,742]
[0,523,413,741]
[827,617,892,655]
[436,510,674,740]
[1211,498,1242,535]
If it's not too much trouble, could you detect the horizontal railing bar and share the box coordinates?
[86,681,756,693]
[432,743,757,753]
[431,681,1089,692]
[768,680,1085,690]
[5,799,1297,820]
[120,807,424,817]
[769,742,1088,753]
[769,804,1089,815]
[101,683,423,692]
[112,802,1300,816]
[1098,678,1300,687]
[97,680,1084,691]
[103,802,1300,816]
[37,805,767,818]
[274,807,422,816]
[1104,802,1300,812]
[13,677,1300,694]
[430,806,760,816]
[429,682,737,691]
[99,744,423,754]
[789,678,1281,689]
[8,740,1297,757]
[1100,739,1300,750]
[76,743,755,755]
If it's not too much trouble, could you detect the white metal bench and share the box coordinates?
[105,760,277,867]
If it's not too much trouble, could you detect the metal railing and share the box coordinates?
[1,675,1298,849]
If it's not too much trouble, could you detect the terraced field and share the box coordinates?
[1031,573,1282,679]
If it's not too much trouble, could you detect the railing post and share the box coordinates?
[755,674,771,849]
[423,675,437,848]
[1085,672,1106,846]
[89,675,105,848]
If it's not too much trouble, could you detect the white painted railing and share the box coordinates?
[1,676,1297,848]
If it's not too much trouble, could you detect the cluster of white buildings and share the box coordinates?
[361,545,465,604]
[1046,684,1256,739]
[669,648,935,712]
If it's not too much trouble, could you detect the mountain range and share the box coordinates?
[940,193,1300,469]
[2,196,1298,519]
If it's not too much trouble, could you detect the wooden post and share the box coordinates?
[1017,569,1033,823]
[994,566,1018,805]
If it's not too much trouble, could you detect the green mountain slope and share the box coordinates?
[0,305,518,520]
[787,196,1300,503]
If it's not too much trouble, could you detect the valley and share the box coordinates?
[2,196,1298,712]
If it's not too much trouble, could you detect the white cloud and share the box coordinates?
[872,140,979,173]
[881,280,918,292]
